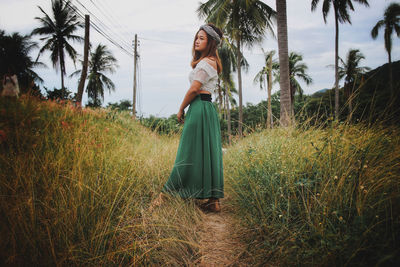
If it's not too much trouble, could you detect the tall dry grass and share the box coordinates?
[224,121,400,266]
[0,95,203,266]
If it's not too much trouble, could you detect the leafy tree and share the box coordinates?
[0,30,44,95]
[32,0,83,90]
[337,49,370,117]
[197,0,276,136]
[312,0,369,120]
[107,99,132,111]
[253,49,278,128]
[275,52,313,119]
[140,114,183,135]
[371,2,400,96]
[44,86,74,101]
[305,60,400,125]
[72,44,118,107]
[218,37,246,142]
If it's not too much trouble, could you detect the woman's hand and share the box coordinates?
[178,81,202,122]
[177,109,185,124]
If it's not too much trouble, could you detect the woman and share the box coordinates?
[152,23,224,212]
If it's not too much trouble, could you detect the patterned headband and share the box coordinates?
[199,25,221,45]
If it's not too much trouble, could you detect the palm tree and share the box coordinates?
[274,52,313,120]
[253,49,278,128]
[276,0,291,127]
[218,37,246,143]
[287,52,312,118]
[337,49,370,117]
[371,2,400,96]
[72,44,118,107]
[311,0,369,121]
[31,0,83,90]
[0,31,45,92]
[197,0,276,137]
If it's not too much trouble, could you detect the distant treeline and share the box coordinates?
[139,60,400,143]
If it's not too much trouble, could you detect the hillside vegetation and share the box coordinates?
[1,94,399,266]
[139,61,400,144]
[0,95,203,266]
[224,123,400,266]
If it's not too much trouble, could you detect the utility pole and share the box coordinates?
[77,15,90,108]
[132,34,137,119]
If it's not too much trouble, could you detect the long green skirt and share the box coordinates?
[162,94,224,199]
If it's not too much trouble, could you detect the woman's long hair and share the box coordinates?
[191,23,223,74]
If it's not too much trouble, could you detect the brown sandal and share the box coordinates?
[199,198,221,212]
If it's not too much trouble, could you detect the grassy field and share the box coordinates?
[0,95,203,266]
[224,122,400,266]
[1,94,399,266]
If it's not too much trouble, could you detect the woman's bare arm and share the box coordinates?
[177,80,202,123]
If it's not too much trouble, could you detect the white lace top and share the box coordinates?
[189,59,218,94]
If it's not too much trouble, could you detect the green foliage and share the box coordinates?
[225,60,400,133]
[0,95,202,265]
[304,60,400,125]
[139,114,183,136]
[86,44,118,107]
[348,60,400,124]
[224,124,400,266]
[70,44,118,108]
[227,92,281,136]
[106,99,132,111]
[44,86,75,101]
[0,30,44,94]
[371,2,400,58]
[31,0,83,89]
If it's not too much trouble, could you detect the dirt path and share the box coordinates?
[195,200,248,266]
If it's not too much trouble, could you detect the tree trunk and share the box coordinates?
[276,0,291,127]
[58,40,65,92]
[267,56,272,128]
[223,87,227,121]
[226,85,232,145]
[290,83,295,121]
[388,49,393,97]
[334,6,340,121]
[218,78,223,114]
[60,63,64,91]
[345,82,354,121]
[265,73,269,128]
[236,38,243,137]
[77,15,90,107]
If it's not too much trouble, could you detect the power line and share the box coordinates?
[63,0,133,57]
[91,0,132,40]
[67,0,188,57]
[80,0,133,50]
[72,0,133,53]
[138,36,187,46]
[93,1,188,49]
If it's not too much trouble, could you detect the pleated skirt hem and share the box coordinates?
[162,94,224,199]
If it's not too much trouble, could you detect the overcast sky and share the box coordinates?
[1,0,399,117]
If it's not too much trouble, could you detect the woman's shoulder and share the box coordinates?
[199,57,217,72]
[202,57,216,64]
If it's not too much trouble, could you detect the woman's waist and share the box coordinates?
[197,93,212,102]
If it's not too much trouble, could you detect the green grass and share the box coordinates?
[0,95,203,266]
[224,122,400,266]
[1,94,399,266]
